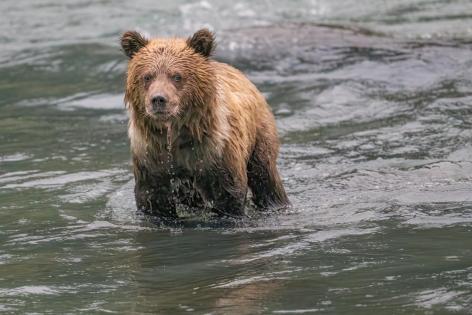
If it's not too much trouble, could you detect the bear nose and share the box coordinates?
[151,95,167,110]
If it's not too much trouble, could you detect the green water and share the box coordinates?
[1,0,472,314]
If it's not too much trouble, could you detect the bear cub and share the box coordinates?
[121,29,289,219]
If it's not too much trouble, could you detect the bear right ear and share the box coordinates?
[121,31,149,59]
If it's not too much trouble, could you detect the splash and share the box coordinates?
[165,122,175,177]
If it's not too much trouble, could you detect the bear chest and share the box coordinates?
[149,133,209,173]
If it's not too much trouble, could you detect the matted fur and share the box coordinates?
[121,29,289,218]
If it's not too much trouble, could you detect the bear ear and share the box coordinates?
[121,31,149,59]
[186,28,215,57]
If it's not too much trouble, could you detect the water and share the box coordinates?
[1,0,472,313]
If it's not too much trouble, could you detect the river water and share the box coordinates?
[1,0,472,314]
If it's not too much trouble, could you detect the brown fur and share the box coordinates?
[121,29,289,218]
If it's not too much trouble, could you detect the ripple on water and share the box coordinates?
[6,220,149,246]
[0,286,72,297]
[2,170,124,189]
[415,288,467,311]
[0,153,32,163]
[1,5,472,312]
[58,93,125,111]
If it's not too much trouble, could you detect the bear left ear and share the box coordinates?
[187,29,215,57]
[121,31,149,59]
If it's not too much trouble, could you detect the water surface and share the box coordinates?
[1,0,472,314]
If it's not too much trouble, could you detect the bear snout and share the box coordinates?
[151,94,168,112]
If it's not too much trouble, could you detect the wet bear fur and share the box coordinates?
[120,29,289,218]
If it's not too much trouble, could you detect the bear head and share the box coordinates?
[121,29,216,123]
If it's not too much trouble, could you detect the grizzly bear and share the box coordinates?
[120,29,289,219]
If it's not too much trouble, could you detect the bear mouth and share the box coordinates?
[150,112,172,121]
[146,107,173,121]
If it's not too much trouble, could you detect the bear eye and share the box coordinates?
[172,73,182,82]
[143,74,153,83]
